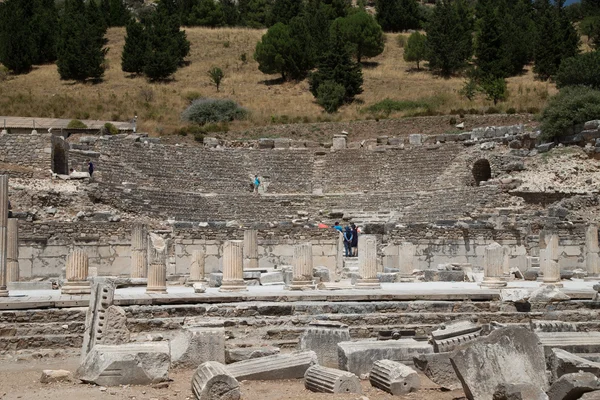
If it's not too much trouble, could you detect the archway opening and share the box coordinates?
[472,159,491,186]
[52,142,68,175]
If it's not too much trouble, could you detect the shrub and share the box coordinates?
[556,51,600,90]
[506,107,517,114]
[526,107,540,114]
[316,81,346,113]
[183,91,203,103]
[103,122,119,135]
[449,117,457,125]
[363,98,439,117]
[397,35,407,48]
[0,66,9,82]
[182,98,248,125]
[540,86,600,140]
[485,106,501,114]
[67,119,88,129]
[207,66,225,92]
[194,132,204,142]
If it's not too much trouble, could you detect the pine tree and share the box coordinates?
[108,0,131,27]
[309,23,363,103]
[332,11,384,63]
[268,0,303,26]
[56,0,107,81]
[474,0,510,79]
[376,0,420,32]
[31,0,59,64]
[122,20,147,74]
[221,0,240,26]
[189,0,226,26]
[0,0,36,73]
[300,0,337,60]
[426,0,474,77]
[239,0,270,28]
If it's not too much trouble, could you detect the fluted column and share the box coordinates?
[189,249,206,283]
[244,229,259,270]
[542,234,562,286]
[586,224,600,277]
[355,235,381,289]
[288,243,315,290]
[130,223,147,278]
[61,249,91,295]
[480,242,507,288]
[146,233,167,294]
[220,240,247,292]
[398,242,416,282]
[0,176,7,297]
[7,218,18,283]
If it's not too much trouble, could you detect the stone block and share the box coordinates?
[171,327,226,368]
[192,361,240,400]
[493,383,549,400]
[337,339,433,377]
[300,325,351,368]
[431,320,482,353]
[423,269,465,282]
[332,135,347,150]
[77,342,170,386]
[377,272,398,282]
[40,370,73,384]
[500,289,530,303]
[547,372,600,400]
[538,332,600,355]
[550,349,600,381]
[413,352,462,391]
[304,365,361,394]
[225,346,280,364]
[102,305,130,346]
[273,138,291,148]
[450,327,548,400]
[193,282,206,293]
[409,134,422,145]
[529,285,570,303]
[313,266,330,283]
[258,138,274,149]
[370,360,420,395]
[582,392,600,400]
[259,271,285,286]
[226,351,317,381]
[209,273,223,287]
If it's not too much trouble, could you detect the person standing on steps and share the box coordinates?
[253,175,260,194]
[351,223,358,257]
[333,222,343,233]
[88,160,94,178]
[343,226,354,257]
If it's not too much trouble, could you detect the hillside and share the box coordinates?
[0,27,556,137]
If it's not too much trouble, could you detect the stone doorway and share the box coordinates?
[472,159,491,186]
[51,136,69,175]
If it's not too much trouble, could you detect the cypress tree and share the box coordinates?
[221,0,240,26]
[301,0,337,59]
[474,0,510,79]
[56,0,107,81]
[31,0,59,64]
[0,0,36,74]
[108,0,131,27]
[122,20,147,74]
[309,23,363,103]
[100,0,111,25]
[239,0,270,28]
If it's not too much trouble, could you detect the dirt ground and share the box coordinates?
[0,356,465,400]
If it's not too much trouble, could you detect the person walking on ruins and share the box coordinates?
[88,160,94,178]
[343,226,353,257]
[351,223,358,257]
[253,175,260,194]
[333,222,343,233]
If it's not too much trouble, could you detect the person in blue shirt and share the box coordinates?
[343,226,353,257]
[333,222,343,233]
[253,175,260,194]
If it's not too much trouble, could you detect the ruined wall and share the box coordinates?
[0,133,51,171]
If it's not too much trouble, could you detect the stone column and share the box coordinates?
[288,243,315,290]
[355,235,381,289]
[480,242,507,288]
[189,249,206,283]
[7,218,18,283]
[542,234,562,287]
[146,233,167,294]
[586,224,600,277]
[243,229,259,270]
[0,175,8,297]
[62,249,91,295]
[220,240,247,292]
[398,242,416,282]
[130,223,148,279]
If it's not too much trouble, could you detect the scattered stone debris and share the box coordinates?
[304,365,362,394]
[369,359,420,395]
[225,351,317,381]
[191,361,240,400]
[547,372,600,400]
[40,370,73,384]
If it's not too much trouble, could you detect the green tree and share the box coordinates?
[300,0,338,60]
[268,0,303,26]
[316,80,346,113]
[540,86,600,140]
[332,11,384,63]
[474,0,511,79]
[208,66,225,91]
[108,0,131,26]
[309,23,363,103]
[239,0,270,28]
[0,0,36,73]
[426,0,474,77]
[581,16,600,49]
[403,31,427,69]
[31,0,59,64]
[189,0,226,26]
[56,0,107,81]
[221,0,240,26]
[121,20,147,74]
[480,77,507,105]
[254,21,313,80]
[376,0,421,32]
[556,50,600,90]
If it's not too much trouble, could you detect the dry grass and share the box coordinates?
[0,27,557,136]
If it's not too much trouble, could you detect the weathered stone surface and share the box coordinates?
[538,332,600,355]
[582,391,600,400]
[450,326,548,400]
[370,360,420,395]
[431,320,482,353]
[492,383,548,400]
[225,346,280,364]
[102,305,130,346]
[226,351,317,381]
[191,361,240,400]
[550,349,600,382]
[312,266,330,283]
[300,324,350,368]
[423,270,465,282]
[260,271,285,286]
[209,273,223,287]
[171,327,226,368]
[338,339,433,377]
[500,289,530,303]
[81,281,115,363]
[547,372,600,400]
[413,352,462,391]
[304,365,361,394]
[77,342,170,386]
[40,370,73,384]
[532,321,576,333]
[529,285,571,303]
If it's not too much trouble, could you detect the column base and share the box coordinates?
[479,279,507,288]
[355,279,381,289]
[0,287,8,297]
[61,281,91,295]
[542,281,564,288]
[186,279,208,287]
[219,279,248,292]
[398,274,414,283]
[146,287,168,294]
[287,280,316,291]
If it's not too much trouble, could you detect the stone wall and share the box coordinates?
[0,133,51,171]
